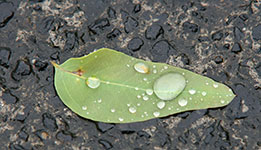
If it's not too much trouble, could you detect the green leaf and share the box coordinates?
[52,48,235,123]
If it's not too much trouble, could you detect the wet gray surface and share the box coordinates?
[0,0,260,150]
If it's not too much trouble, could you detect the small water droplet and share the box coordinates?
[153,73,186,100]
[82,106,87,110]
[76,78,80,81]
[97,99,102,103]
[178,98,188,106]
[135,87,139,90]
[146,89,153,95]
[188,89,196,95]
[182,72,185,75]
[127,104,131,107]
[143,95,149,101]
[189,97,192,100]
[153,69,157,74]
[134,62,149,74]
[141,115,144,118]
[94,55,97,58]
[157,101,165,109]
[126,64,130,67]
[111,109,115,112]
[168,107,171,110]
[213,83,219,88]
[153,112,160,117]
[142,93,145,96]
[137,103,141,106]
[106,81,110,84]
[86,77,100,89]
[137,95,141,99]
[119,118,124,121]
[164,66,168,69]
[129,107,136,113]
[143,78,147,81]
[220,100,225,104]
[86,112,89,114]
[153,65,156,68]
[206,82,209,85]
[201,91,207,96]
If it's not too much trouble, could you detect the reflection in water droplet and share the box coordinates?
[206,82,209,85]
[213,83,219,88]
[126,64,130,67]
[143,96,149,101]
[220,100,225,104]
[202,91,207,96]
[86,112,89,114]
[86,77,100,89]
[137,103,141,106]
[129,107,136,113]
[164,66,168,69]
[119,118,124,121]
[82,106,87,110]
[135,87,139,90]
[146,89,153,95]
[143,78,147,81]
[111,109,115,112]
[106,81,110,84]
[153,65,156,68]
[178,98,188,106]
[134,62,149,74]
[157,101,165,109]
[188,89,196,95]
[97,99,102,103]
[137,95,141,99]
[153,73,186,100]
[153,112,160,117]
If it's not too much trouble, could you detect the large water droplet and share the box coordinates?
[178,98,188,106]
[129,107,137,113]
[153,73,186,100]
[86,77,100,89]
[157,101,165,109]
[134,62,149,74]
[146,89,153,95]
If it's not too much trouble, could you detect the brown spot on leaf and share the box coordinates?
[72,69,84,76]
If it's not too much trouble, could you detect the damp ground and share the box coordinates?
[0,0,260,150]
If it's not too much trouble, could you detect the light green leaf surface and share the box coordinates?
[52,48,235,123]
